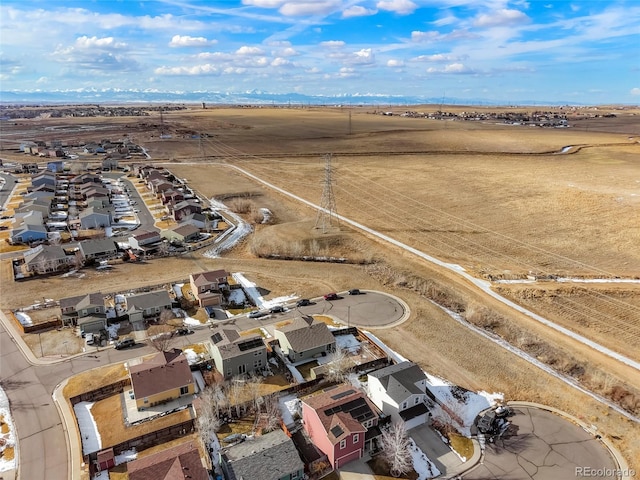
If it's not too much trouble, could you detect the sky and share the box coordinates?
[0,0,638,104]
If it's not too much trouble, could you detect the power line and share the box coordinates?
[315,154,340,234]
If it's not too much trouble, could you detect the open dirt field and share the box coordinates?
[2,105,640,470]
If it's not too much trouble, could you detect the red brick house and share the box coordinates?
[301,384,382,470]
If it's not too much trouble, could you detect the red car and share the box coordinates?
[324,292,340,300]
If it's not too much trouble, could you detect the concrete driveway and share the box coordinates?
[463,406,618,480]
[409,423,464,477]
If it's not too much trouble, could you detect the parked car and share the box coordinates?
[248,310,267,319]
[296,298,311,307]
[174,327,194,336]
[477,411,497,434]
[270,305,285,314]
[86,333,95,345]
[348,289,363,295]
[115,338,135,350]
[324,292,340,301]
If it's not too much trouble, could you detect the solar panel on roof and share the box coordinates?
[238,337,264,351]
[330,389,355,401]
[330,425,344,438]
[212,332,223,344]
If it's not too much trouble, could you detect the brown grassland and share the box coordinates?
[1,105,639,470]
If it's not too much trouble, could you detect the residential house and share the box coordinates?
[126,441,208,480]
[172,200,201,222]
[274,316,336,363]
[125,290,172,324]
[78,238,118,261]
[189,269,229,307]
[11,214,48,245]
[15,199,50,218]
[129,348,195,411]
[79,207,111,229]
[46,160,64,172]
[149,178,173,196]
[301,384,382,469]
[31,171,57,188]
[208,326,266,378]
[59,292,107,332]
[367,361,430,430]
[160,223,200,245]
[102,158,118,171]
[180,212,207,229]
[221,429,305,480]
[161,189,184,205]
[21,245,73,275]
[128,230,162,251]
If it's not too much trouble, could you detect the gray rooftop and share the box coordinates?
[79,238,117,256]
[368,361,427,403]
[222,429,304,480]
[126,290,172,312]
[277,316,336,353]
[210,327,265,360]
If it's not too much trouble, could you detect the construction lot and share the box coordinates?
[1,105,639,472]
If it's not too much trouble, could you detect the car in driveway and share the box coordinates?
[270,305,285,314]
[296,298,312,307]
[248,310,267,319]
[174,327,194,336]
[324,292,340,301]
[114,338,135,350]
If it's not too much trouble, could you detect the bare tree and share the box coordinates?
[324,347,352,383]
[245,373,264,413]
[148,331,174,352]
[261,394,282,433]
[380,421,413,478]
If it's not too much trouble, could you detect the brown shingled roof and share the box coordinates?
[127,442,207,480]
[129,349,193,399]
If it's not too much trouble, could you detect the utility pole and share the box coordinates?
[314,154,340,234]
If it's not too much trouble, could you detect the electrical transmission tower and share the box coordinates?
[314,154,340,233]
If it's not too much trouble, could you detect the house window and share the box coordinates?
[353,433,359,444]
[363,419,374,429]
[238,364,246,375]
[292,471,299,479]
[226,369,232,377]
[254,359,262,368]
[402,402,408,410]
[415,396,420,405]
[180,386,189,395]
[95,307,100,313]
[143,397,148,404]
[339,439,346,450]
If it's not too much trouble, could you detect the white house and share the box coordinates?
[367,361,430,430]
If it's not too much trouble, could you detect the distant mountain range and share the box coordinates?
[0,89,580,107]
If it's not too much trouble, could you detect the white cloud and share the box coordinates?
[249,0,341,16]
[414,53,458,63]
[350,48,375,65]
[154,64,219,75]
[278,47,299,56]
[169,35,215,47]
[433,15,457,27]
[36,76,49,84]
[474,9,529,28]
[271,57,291,66]
[75,36,128,50]
[411,31,440,42]
[337,67,357,77]
[427,62,473,74]
[236,46,265,55]
[377,0,417,15]
[387,59,404,67]
[320,40,345,48]
[342,6,377,18]
[631,88,640,96]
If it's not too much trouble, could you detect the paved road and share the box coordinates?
[463,406,617,480]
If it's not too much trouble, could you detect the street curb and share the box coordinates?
[52,379,82,480]
[508,401,632,480]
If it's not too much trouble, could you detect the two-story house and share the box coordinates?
[301,384,382,470]
[221,429,305,480]
[274,316,336,363]
[189,269,229,307]
[59,292,106,333]
[129,348,195,411]
[367,361,430,430]
[125,290,172,325]
[208,326,266,378]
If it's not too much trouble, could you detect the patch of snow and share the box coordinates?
[183,317,202,326]
[184,348,202,365]
[193,370,205,392]
[173,283,184,298]
[114,448,137,466]
[335,334,361,353]
[259,327,272,339]
[74,401,102,455]
[259,208,272,224]
[14,311,33,326]
[228,288,246,305]
[409,438,441,479]
[0,386,16,473]
[202,198,252,258]
[231,273,297,309]
[105,323,120,340]
[93,470,109,480]
[278,394,300,428]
